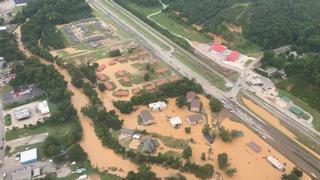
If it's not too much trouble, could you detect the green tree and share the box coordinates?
[67,144,87,162]
[218,153,229,169]
[176,95,187,107]
[202,124,210,136]
[219,126,232,142]
[182,146,192,159]
[201,152,206,161]
[209,97,223,113]
[144,73,150,81]
[98,83,107,92]
[113,100,134,114]
[184,127,191,134]
[225,167,237,177]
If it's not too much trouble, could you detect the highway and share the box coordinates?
[88,0,320,177]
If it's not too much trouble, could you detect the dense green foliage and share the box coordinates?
[67,144,88,162]
[115,0,194,52]
[261,51,320,123]
[127,164,158,180]
[282,168,303,180]
[218,153,229,169]
[13,0,92,60]
[182,146,192,159]
[166,0,320,51]
[176,95,187,108]
[11,58,78,124]
[209,97,223,113]
[113,101,134,114]
[11,58,83,162]
[0,31,26,62]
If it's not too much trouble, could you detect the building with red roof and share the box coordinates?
[209,44,226,54]
[226,51,240,61]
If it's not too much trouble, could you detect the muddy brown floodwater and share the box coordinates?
[15,24,311,179]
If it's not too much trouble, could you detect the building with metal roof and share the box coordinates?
[139,110,154,125]
[38,100,50,115]
[186,114,204,125]
[20,148,37,164]
[14,108,31,120]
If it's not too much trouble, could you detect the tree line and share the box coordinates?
[113,78,203,113]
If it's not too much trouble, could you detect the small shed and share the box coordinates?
[247,141,262,153]
[266,155,285,172]
[169,117,182,128]
[133,133,142,140]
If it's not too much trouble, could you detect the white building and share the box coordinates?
[148,101,166,111]
[38,100,50,115]
[0,26,7,31]
[20,148,38,164]
[14,108,31,120]
[266,155,285,172]
[169,117,182,128]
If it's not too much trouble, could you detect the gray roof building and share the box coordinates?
[11,167,32,180]
[120,128,134,137]
[139,110,154,125]
[142,137,157,153]
[187,114,204,125]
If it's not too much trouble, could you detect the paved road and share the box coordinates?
[0,99,5,176]
[89,0,320,177]
[6,133,48,152]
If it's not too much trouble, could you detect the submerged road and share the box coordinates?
[89,0,320,177]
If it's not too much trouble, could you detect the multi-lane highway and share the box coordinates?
[88,0,320,177]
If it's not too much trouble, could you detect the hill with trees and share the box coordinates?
[12,0,92,61]
[130,0,320,52]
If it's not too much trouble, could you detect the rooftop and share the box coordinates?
[20,148,37,164]
[11,167,32,180]
[226,51,240,61]
[38,100,50,115]
[142,137,157,153]
[190,99,201,109]
[187,114,203,123]
[140,110,154,124]
[14,108,31,120]
[209,44,226,53]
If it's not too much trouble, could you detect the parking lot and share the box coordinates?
[3,101,50,130]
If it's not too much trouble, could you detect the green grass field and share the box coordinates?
[5,121,77,141]
[151,12,211,43]
[100,0,171,51]
[173,51,230,91]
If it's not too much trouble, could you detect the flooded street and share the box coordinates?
[242,97,320,160]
